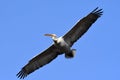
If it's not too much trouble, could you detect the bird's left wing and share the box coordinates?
[63,7,103,47]
[16,45,61,79]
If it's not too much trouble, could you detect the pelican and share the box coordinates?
[17,7,103,79]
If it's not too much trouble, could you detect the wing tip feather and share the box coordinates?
[16,68,28,79]
[91,7,103,17]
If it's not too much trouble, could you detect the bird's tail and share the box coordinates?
[65,49,76,58]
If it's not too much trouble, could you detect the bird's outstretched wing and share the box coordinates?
[63,7,103,47]
[16,45,61,79]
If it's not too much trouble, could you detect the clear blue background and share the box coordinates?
[0,0,119,80]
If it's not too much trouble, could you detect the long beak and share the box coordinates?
[44,34,54,37]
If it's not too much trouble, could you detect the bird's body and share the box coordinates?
[17,7,103,79]
[54,37,70,53]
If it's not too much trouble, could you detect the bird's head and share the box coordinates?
[44,34,58,43]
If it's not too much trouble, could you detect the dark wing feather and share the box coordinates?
[63,7,103,47]
[16,45,61,79]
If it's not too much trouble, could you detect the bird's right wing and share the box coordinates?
[16,45,61,79]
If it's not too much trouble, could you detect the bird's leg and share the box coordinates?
[65,49,76,58]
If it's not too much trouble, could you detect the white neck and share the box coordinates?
[52,36,58,43]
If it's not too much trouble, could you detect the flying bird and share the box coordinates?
[17,7,103,79]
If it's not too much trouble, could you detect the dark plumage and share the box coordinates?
[17,7,103,79]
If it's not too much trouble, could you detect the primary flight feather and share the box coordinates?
[17,7,103,79]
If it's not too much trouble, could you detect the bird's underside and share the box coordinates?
[16,7,103,79]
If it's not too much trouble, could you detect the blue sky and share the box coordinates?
[0,0,120,80]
